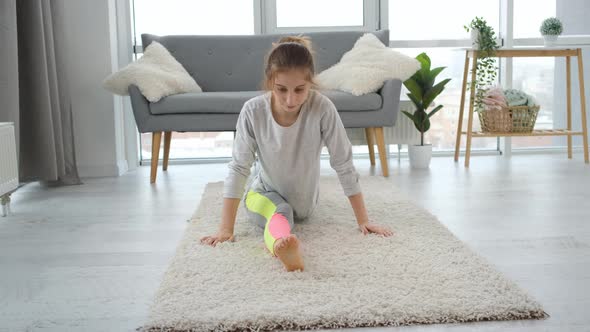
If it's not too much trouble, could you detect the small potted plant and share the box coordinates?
[464,17,500,112]
[464,16,498,52]
[540,17,563,46]
[402,53,451,169]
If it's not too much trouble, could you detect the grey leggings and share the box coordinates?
[245,190,295,230]
[244,189,296,254]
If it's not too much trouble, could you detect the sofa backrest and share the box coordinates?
[142,30,389,92]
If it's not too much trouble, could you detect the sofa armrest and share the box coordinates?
[128,85,151,133]
[378,79,403,127]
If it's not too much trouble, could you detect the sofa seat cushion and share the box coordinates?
[150,91,261,115]
[149,90,382,115]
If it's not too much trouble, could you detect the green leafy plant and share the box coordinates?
[540,17,563,36]
[402,52,451,146]
[464,17,501,111]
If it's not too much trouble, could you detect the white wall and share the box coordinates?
[553,0,590,146]
[59,0,136,178]
[112,0,140,173]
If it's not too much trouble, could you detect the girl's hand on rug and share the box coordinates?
[358,222,394,237]
[200,231,235,247]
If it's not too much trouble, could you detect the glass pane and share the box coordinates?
[133,1,253,161]
[511,57,555,148]
[133,0,254,41]
[513,0,555,38]
[512,46,590,149]
[276,0,363,27]
[397,48,498,151]
[389,1,499,40]
[141,132,234,160]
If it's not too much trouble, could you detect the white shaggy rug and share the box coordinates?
[142,177,546,331]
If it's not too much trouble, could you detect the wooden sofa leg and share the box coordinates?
[365,127,376,166]
[151,132,162,183]
[374,127,389,177]
[163,131,172,171]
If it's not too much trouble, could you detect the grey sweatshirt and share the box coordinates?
[223,90,361,219]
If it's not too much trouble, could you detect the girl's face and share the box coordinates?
[272,69,311,114]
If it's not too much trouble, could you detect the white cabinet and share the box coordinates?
[0,122,18,216]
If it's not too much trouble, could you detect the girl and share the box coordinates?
[200,36,393,272]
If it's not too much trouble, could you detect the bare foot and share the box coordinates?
[274,235,304,272]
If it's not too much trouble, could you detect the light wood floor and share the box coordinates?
[1,154,589,332]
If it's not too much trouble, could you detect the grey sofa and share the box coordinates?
[129,30,401,183]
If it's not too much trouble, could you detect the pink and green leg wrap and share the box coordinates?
[245,191,293,255]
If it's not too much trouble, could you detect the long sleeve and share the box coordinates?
[223,105,258,199]
[320,99,361,197]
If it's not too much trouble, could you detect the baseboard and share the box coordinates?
[117,159,129,175]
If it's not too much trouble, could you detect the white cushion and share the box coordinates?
[103,41,202,102]
[317,34,420,96]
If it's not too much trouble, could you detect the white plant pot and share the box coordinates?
[470,29,480,49]
[543,34,558,46]
[409,144,432,169]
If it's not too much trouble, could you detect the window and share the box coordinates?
[397,48,498,150]
[132,0,254,162]
[390,0,501,152]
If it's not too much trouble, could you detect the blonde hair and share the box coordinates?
[263,36,316,90]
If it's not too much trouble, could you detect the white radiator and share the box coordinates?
[0,122,18,217]
[346,100,420,146]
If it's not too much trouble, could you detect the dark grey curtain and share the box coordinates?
[0,0,81,185]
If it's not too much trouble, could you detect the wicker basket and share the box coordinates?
[478,105,540,133]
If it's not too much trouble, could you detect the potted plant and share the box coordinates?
[402,52,451,168]
[540,17,563,46]
[464,17,484,49]
[464,17,501,112]
[464,17,498,51]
